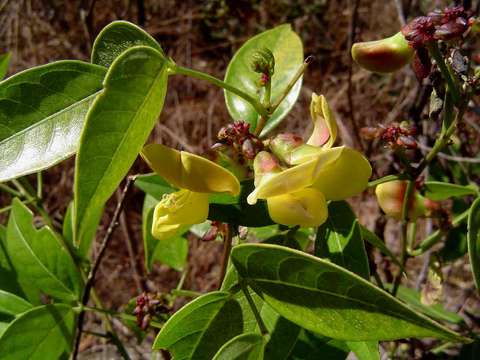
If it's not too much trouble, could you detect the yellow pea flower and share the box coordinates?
[308,93,337,148]
[141,144,241,240]
[267,188,328,227]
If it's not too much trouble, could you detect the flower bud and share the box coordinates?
[267,188,328,227]
[270,133,303,164]
[351,32,414,73]
[375,180,426,220]
[250,47,275,76]
[252,151,282,186]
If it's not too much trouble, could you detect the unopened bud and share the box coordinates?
[250,47,275,76]
[252,151,281,186]
[270,133,303,164]
[375,180,426,220]
[351,32,414,73]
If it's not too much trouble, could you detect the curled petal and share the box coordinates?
[152,190,209,240]
[307,93,337,148]
[311,147,372,200]
[247,147,343,205]
[141,144,240,195]
[267,188,328,227]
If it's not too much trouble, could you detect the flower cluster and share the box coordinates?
[361,122,418,150]
[133,293,165,330]
[216,121,263,161]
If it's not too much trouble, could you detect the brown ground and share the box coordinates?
[1,0,479,358]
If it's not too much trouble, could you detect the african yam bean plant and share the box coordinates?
[0,2,480,359]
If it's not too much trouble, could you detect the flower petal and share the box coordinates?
[247,147,343,205]
[141,144,240,195]
[311,147,372,200]
[267,188,328,227]
[307,93,337,149]
[154,190,209,226]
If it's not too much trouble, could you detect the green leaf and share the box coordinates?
[0,61,106,182]
[213,333,265,360]
[290,331,349,360]
[0,290,32,316]
[153,291,243,359]
[143,196,188,271]
[468,197,480,293]
[315,201,369,279]
[92,21,163,68]
[395,286,464,325]
[0,304,75,359]
[74,46,169,245]
[231,243,468,342]
[424,181,477,201]
[0,52,11,79]
[224,24,303,136]
[7,199,81,302]
[135,173,176,199]
[360,225,404,272]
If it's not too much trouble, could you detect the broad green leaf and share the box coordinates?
[231,243,468,342]
[0,290,32,316]
[153,291,243,359]
[468,197,480,293]
[439,224,468,262]
[224,24,303,136]
[7,199,81,302]
[135,173,176,200]
[213,333,265,360]
[0,61,106,182]
[0,53,11,79]
[315,202,377,357]
[315,201,369,279]
[143,196,188,271]
[92,20,163,68]
[74,46,169,244]
[424,181,477,201]
[0,304,75,359]
[396,286,464,325]
[360,225,404,272]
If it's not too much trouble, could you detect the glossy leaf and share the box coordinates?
[0,290,32,316]
[142,196,188,271]
[92,20,163,68]
[213,333,265,360]
[396,286,464,325]
[231,243,468,342]
[315,201,369,279]
[290,331,349,360]
[135,173,176,200]
[0,304,75,359]
[224,24,303,135]
[0,61,106,182]
[153,291,243,359]
[424,181,477,201]
[6,199,81,302]
[360,225,404,271]
[346,341,379,360]
[468,197,480,293]
[0,52,11,79]
[74,46,169,244]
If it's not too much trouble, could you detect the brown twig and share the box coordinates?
[72,175,137,359]
[346,0,364,150]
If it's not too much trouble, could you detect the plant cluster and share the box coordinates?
[0,3,479,359]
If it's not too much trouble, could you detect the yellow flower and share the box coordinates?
[141,144,240,240]
[248,94,372,227]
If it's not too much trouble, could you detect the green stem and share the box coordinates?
[368,174,406,188]
[410,208,470,256]
[269,56,313,112]
[241,282,268,335]
[0,183,22,197]
[391,180,415,296]
[171,289,201,298]
[218,224,234,289]
[427,42,460,104]
[83,306,163,329]
[36,172,42,200]
[173,65,268,117]
[406,221,417,253]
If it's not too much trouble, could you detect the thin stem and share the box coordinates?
[269,56,314,112]
[36,171,42,199]
[0,199,35,214]
[406,221,417,253]
[427,42,460,105]
[173,65,268,117]
[0,183,22,197]
[82,306,163,329]
[218,224,234,289]
[391,180,415,296]
[241,283,268,335]
[171,289,201,298]
[368,174,406,188]
[410,208,470,256]
[73,175,137,359]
